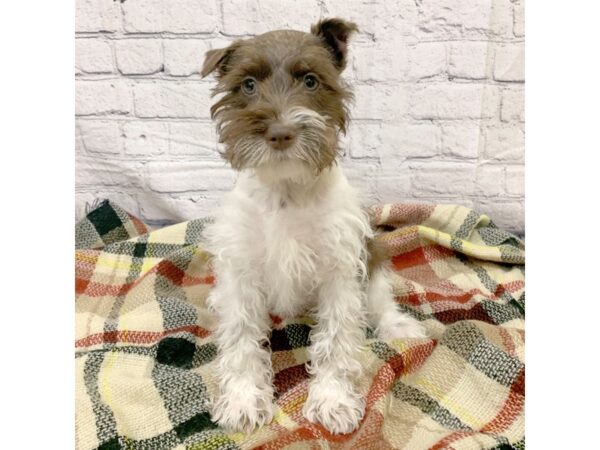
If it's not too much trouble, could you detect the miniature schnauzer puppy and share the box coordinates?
[201,18,426,435]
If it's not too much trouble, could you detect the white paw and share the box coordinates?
[377,311,428,340]
[211,376,275,434]
[303,379,365,434]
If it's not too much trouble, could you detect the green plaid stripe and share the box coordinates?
[76,200,149,250]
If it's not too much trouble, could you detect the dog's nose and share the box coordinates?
[266,123,296,150]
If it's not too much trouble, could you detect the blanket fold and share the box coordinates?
[75,200,525,450]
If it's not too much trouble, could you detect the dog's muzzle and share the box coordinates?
[265,123,297,151]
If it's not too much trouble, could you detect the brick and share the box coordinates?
[122,121,169,155]
[410,84,500,119]
[77,120,121,154]
[494,44,525,81]
[441,124,482,159]
[169,122,220,158]
[501,87,524,122]
[75,0,120,32]
[123,0,218,33]
[133,81,212,118]
[75,80,132,116]
[76,156,144,188]
[475,165,505,196]
[484,126,525,161]
[339,160,379,200]
[418,0,513,36]
[489,0,514,35]
[323,0,418,38]
[407,42,446,80]
[146,162,236,193]
[164,39,211,77]
[348,122,382,159]
[115,39,163,75]
[379,123,441,159]
[448,41,491,79]
[513,1,525,37]
[75,123,85,154]
[220,0,260,35]
[353,84,409,120]
[221,0,320,35]
[138,192,222,222]
[410,162,477,196]
[476,200,523,233]
[506,166,524,196]
[75,39,113,74]
[351,38,409,82]
[375,171,413,203]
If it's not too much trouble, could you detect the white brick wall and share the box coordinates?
[75,0,525,233]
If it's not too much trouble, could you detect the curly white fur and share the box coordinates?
[204,109,426,435]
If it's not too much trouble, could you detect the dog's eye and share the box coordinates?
[241,77,257,95]
[303,74,319,91]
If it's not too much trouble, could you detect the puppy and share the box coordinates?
[201,18,426,435]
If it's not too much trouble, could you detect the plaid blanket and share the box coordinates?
[75,200,525,450]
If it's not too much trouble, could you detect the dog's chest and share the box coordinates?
[260,205,330,316]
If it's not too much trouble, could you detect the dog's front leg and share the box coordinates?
[209,270,274,433]
[303,273,366,434]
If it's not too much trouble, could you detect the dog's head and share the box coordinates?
[202,18,357,179]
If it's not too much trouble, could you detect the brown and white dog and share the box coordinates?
[201,18,426,435]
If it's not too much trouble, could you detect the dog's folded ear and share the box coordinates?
[311,18,358,71]
[201,42,241,78]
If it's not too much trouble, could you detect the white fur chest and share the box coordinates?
[205,164,371,319]
[260,199,329,317]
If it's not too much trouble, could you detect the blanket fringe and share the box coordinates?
[85,198,108,215]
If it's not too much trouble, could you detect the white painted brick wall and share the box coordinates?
[75,0,525,233]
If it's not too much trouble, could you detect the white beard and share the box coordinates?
[204,162,426,434]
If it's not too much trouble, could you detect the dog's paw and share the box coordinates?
[211,377,275,434]
[303,379,365,434]
[377,311,428,340]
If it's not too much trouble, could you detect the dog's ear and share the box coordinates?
[201,42,241,78]
[311,18,358,71]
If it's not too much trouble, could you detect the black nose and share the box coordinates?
[266,123,296,150]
